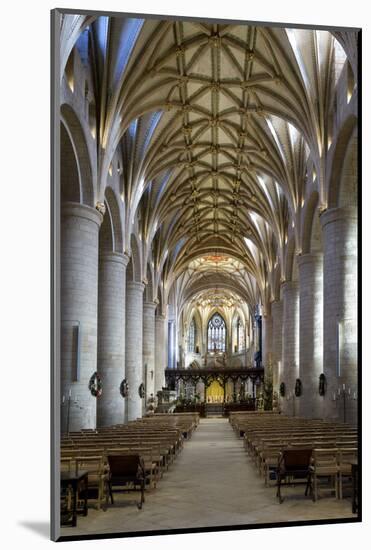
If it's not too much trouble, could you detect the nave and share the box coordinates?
[63,416,354,537]
[57,14,359,539]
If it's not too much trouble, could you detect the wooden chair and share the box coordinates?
[276,449,313,503]
[107,454,145,509]
[337,447,358,499]
[74,456,108,510]
[309,448,339,501]
[60,458,74,513]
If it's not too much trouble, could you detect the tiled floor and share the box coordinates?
[61,418,356,537]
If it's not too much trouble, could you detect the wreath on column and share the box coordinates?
[294,378,302,397]
[318,373,326,396]
[138,383,145,399]
[88,372,103,397]
[279,382,286,397]
[119,379,129,398]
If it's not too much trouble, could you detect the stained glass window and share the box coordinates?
[207,313,226,352]
[188,318,196,352]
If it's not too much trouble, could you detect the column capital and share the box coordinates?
[126,280,145,293]
[143,301,157,311]
[320,206,357,229]
[296,252,323,268]
[155,314,166,322]
[100,251,130,266]
[61,201,103,227]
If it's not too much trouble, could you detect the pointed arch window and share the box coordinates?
[237,317,245,351]
[207,313,226,352]
[188,318,196,352]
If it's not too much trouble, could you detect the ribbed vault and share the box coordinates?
[60,14,356,313]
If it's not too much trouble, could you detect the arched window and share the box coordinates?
[188,318,196,352]
[207,313,226,352]
[237,317,245,351]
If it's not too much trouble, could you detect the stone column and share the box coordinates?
[297,253,323,419]
[61,202,102,432]
[271,300,283,396]
[155,314,167,394]
[200,321,207,357]
[262,310,273,409]
[143,301,156,401]
[125,281,145,421]
[262,312,273,367]
[281,282,299,415]
[96,252,129,427]
[321,207,357,424]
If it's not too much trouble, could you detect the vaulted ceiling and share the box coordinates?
[61,14,356,312]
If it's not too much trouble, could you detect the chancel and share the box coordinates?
[57,11,359,538]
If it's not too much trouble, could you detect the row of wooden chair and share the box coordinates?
[229,412,358,502]
[61,413,200,513]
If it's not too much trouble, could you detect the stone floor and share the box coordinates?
[61,418,355,537]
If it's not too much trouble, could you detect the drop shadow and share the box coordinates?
[18,521,50,539]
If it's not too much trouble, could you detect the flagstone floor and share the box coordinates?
[61,418,355,538]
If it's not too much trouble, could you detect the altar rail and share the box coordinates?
[174,400,257,417]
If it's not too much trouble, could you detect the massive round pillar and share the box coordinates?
[143,301,157,401]
[320,206,357,423]
[61,202,102,431]
[125,281,145,421]
[271,300,283,397]
[281,282,299,415]
[96,252,129,427]
[297,253,323,419]
[155,314,167,394]
[262,311,273,367]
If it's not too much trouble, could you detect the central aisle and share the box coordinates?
[66,418,354,536]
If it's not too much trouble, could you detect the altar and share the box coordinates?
[206,380,224,403]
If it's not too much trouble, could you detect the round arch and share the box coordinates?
[61,103,95,207]
[301,191,322,254]
[327,115,357,208]
[105,187,124,253]
[283,235,298,283]
[60,120,80,203]
[145,262,155,302]
[126,233,142,282]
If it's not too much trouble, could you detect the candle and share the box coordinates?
[338,388,341,396]
[343,384,345,391]
[62,395,65,404]
[69,389,72,398]
[348,388,351,395]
